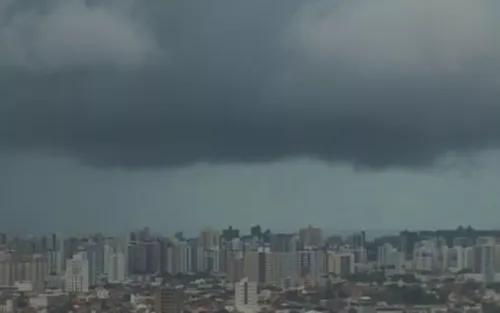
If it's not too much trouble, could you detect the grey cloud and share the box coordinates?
[1,0,500,169]
[293,0,499,74]
[0,0,159,69]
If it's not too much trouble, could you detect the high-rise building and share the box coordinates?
[47,249,63,275]
[128,241,147,275]
[65,253,89,293]
[203,248,221,273]
[29,254,48,292]
[104,244,126,283]
[243,250,272,285]
[377,243,404,270]
[127,232,161,275]
[473,244,495,283]
[413,240,439,272]
[327,251,354,277]
[400,231,418,261]
[270,234,297,253]
[138,227,152,242]
[226,251,244,283]
[464,246,474,270]
[453,237,474,247]
[348,232,366,249]
[0,233,7,246]
[85,243,105,286]
[0,252,14,287]
[109,252,126,282]
[269,252,298,288]
[0,252,47,291]
[234,278,258,313]
[63,237,80,268]
[298,249,327,286]
[250,225,262,239]
[155,288,184,313]
[185,239,198,273]
[222,226,239,242]
[145,240,161,274]
[299,226,323,249]
[348,232,368,265]
[477,237,496,246]
[158,238,172,274]
[171,240,192,274]
[493,245,500,273]
[199,228,220,250]
[446,246,466,272]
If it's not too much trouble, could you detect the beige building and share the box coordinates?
[327,251,354,276]
[243,251,272,285]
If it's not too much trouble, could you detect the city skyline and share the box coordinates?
[2,224,500,311]
[3,0,500,312]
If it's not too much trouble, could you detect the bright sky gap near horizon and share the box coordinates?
[2,0,500,234]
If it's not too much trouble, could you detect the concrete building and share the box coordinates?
[299,226,323,248]
[105,249,126,283]
[30,292,68,313]
[235,278,258,313]
[203,247,220,273]
[464,246,475,270]
[155,288,184,313]
[298,249,327,286]
[65,253,89,293]
[269,252,298,288]
[47,249,63,275]
[446,246,466,272]
[494,244,500,273]
[29,254,48,292]
[199,228,220,250]
[327,251,354,277]
[413,240,438,272]
[0,252,47,291]
[166,240,192,274]
[243,250,272,285]
[270,234,297,252]
[226,251,244,283]
[473,244,495,283]
[377,243,404,270]
[128,241,147,275]
[0,252,14,287]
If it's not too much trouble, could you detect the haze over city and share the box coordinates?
[4,1,500,313]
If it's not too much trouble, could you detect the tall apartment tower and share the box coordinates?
[299,226,323,248]
[235,277,258,313]
[30,254,48,292]
[65,253,89,293]
[243,250,272,286]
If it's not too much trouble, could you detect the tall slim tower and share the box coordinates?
[235,278,258,313]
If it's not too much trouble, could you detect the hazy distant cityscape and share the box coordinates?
[1,225,500,313]
[3,1,500,313]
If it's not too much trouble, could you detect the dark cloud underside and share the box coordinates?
[2,0,500,168]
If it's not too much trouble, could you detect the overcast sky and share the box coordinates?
[1,0,500,235]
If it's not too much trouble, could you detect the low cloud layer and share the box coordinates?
[1,0,500,168]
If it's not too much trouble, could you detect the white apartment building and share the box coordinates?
[65,253,89,293]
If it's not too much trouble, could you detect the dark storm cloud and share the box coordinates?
[2,0,500,168]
